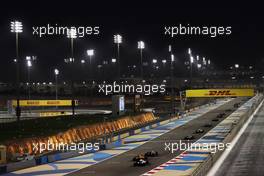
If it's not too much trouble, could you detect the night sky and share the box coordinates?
[0,1,263,82]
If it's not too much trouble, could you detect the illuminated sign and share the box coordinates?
[186,89,254,97]
[112,95,125,116]
[12,100,78,107]
[119,96,125,111]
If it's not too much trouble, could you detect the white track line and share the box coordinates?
[206,98,264,176]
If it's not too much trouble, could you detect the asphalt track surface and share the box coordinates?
[214,101,264,176]
[67,98,245,176]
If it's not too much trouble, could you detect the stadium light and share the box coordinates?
[114,34,122,44]
[138,41,145,78]
[190,56,194,63]
[189,55,194,88]
[27,60,32,67]
[26,56,33,101]
[171,54,175,62]
[11,21,23,33]
[114,34,122,79]
[169,45,172,52]
[54,69,59,102]
[111,58,116,63]
[188,48,192,55]
[137,41,145,49]
[87,49,95,81]
[203,57,206,65]
[66,27,77,116]
[54,68,59,75]
[67,27,77,39]
[11,21,23,121]
[87,49,94,56]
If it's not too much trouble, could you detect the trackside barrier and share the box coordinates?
[1,99,228,174]
[105,140,123,150]
[5,159,36,173]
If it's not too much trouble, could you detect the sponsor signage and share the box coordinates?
[12,100,78,107]
[186,89,254,97]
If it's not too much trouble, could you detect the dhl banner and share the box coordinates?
[186,89,254,97]
[12,100,78,107]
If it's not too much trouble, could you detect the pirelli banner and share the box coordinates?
[12,100,78,107]
[186,89,254,98]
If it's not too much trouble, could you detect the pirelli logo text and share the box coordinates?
[186,89,254,98]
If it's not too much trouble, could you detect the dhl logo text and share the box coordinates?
[207,90,234,96]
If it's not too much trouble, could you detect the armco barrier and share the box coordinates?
[191,94,263,176]
[47,153,61,163]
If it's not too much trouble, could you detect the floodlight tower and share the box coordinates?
[54,68,59,101]
[137,41,145,79]
[114,34,122,79]
[26,56,32,100]
[11,21,23,121]
[87,49,94,81]
[67,28,77,116]
[188,48,194,88]
[170,45,175,115]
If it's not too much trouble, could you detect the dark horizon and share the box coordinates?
[0,2,263,82]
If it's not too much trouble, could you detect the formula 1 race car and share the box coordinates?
[133,158,149,166]
[184,135,195,140]
[132,154,147,161]
[195,128,204,134]
[216,113,226,118]
[145,151,158,157]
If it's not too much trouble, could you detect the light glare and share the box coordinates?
[137,41,145,49]
[10,21,23,33]
[87,49,94,56]
[114,34,122,44]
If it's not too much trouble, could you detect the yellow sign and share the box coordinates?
[186,89,254,97]
[12,100,78,107]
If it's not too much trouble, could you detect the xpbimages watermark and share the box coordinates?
[164,24,232,38]
[32,24,100,37]
[164,141,231,154]
[98,82,166,95]
[32,141,100,154]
